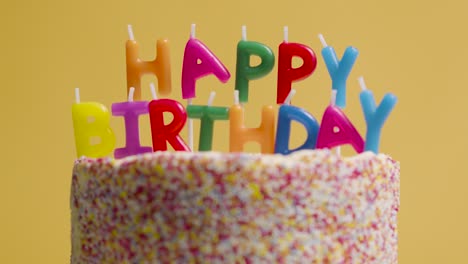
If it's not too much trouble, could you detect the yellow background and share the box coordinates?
[1,0,466,263]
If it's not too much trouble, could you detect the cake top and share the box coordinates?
[74,149,397,169]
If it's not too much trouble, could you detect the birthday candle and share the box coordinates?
[274,89,320,154]
[235,25,275,103]
[112,87,152,159]
[181,24,230,99]
[181,24,231,151]
[229,91,276,153]
[316,90,364,153]
[148,84,190,151]
[358,77,397,153]
[126,25,171,100]
[72,88,116,158]
[318,34,358,108]
[277,27,317,104]
[187,91,229,151]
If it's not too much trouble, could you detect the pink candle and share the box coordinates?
[316,91,364,153]
[112,87,152,158]
[181,24,231,151]
[181,24,230,99]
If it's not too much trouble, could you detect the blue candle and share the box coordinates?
[275,104,320,155]
[318,34,358,108]
[274,90,320,155]
[358,77,397,153]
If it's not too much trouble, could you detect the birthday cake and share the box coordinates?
[71,25,399,263]
[71,150,399,263]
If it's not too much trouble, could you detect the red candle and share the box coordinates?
[148,98,190,151]
[277,27,317,104]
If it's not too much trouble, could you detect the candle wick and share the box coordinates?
[234,90,240,106]
[284,89,296,105]
[207,91,216,106]
[318,33,328,47]
[187,98,194,152]
[128,87,135,102]
[336,146,341,156]
[75,87,80,104]
[190,24,196,39]
[241,25,247,41]
[127,24,135,41]
[358,76,367,91]
[149,83,158,100]
[284,26,289,43]
[330,89,337,106]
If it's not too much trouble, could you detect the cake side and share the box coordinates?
[71,149,399,263]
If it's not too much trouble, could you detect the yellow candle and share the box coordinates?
[72,89,115,158]
[126,37,171,101]
[229,104,276,153]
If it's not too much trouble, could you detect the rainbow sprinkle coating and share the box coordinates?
[71,149,399,263]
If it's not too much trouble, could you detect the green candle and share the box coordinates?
[235,38,275,103]
[187,105,229,151]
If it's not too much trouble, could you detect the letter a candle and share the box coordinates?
[111,87,152,159]
[181,24,231,150]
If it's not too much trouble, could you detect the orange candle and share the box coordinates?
[229,103,276,154]
[126,25,171,100]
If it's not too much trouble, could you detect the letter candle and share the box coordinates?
[274,89,320,155]
[187,91,230,151]
[229,90,276,153]
[71,26,398,158]
[126,25,171,100]
[277,27,317,104]
[235,25,275,103]
[358,77,397,153]
[149,84,190,151]
[181,24,231,151]
[316,90,364,153]
[318,34,358,108]
[72,88,116,158]
[111,87,152,159]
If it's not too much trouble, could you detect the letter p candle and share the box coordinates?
[277,27,317,104]
[235,25,275,103]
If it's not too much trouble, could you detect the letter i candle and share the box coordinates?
[112,87,152,159]
[71,25,398,159]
